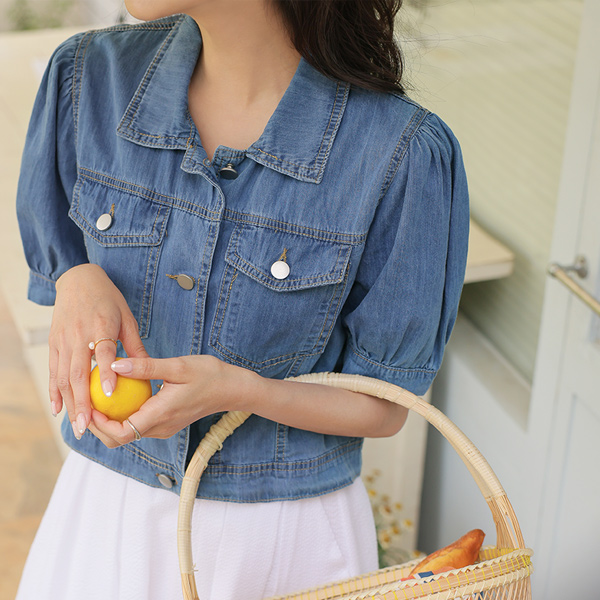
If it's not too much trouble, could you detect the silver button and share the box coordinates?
[219,163,238,180]
[176,274,195,290]
[96,213,113,231]
[270,260,290,280]
[157,473,174,489]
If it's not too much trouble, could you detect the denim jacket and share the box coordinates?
[17,15,469,502]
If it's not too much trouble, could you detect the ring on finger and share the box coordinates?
[125,418,142,442]
[88,337,118,351]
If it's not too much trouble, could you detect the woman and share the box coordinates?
[16,0,469,598]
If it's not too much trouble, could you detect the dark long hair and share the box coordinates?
[274,0,405,94]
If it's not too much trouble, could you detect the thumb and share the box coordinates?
[120,314,149,358]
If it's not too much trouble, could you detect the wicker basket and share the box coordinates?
[177,373,533,600]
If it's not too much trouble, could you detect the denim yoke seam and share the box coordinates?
[377,106,430,204]
[78,168,220,220]
[223,210,366,244]
[251,81,348,180]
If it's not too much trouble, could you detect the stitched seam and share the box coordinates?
[82,17,182,35]
[125,24,181,131]
[350,347,436,375]
[190,226,214,355]
[139,244,153,336]
[139,240,159,338]
[126,130,191,143]
[315,257,350,348]
[313,81,342,163]
[231,253,345,289]
[378,107,430,203]
[213,341,322,370]
[210,266,237,354]
[121,443,176,471]
[73,183,164,243]
[314,82,347,180]
[250,82,347,179]
[223,209,365,244]
[229,229,349,287]
[72,31,95,146]
[212,258,348,367]
[196,478,356,503]
[79,168,219,219]
[276,424,286,461]
[204,438,362,474]
[75,33,96,137]
[67,442,174,474]
[249,154,320,181]
[250,82,342,170]
[29,271,58,284]
[377,108,421,201]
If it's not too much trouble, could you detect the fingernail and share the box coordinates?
[72,421,82,440]
[76,414,87,435]
[102,380,113,397]
[111,359,132,374]
[51,401,58,417]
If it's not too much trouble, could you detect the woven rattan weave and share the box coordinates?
[177,373,533,600]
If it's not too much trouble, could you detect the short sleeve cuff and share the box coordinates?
[341,346,436,396]
[27,271,57,306]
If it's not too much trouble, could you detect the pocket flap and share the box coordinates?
[225,225,351,291]
[69,171,170,247]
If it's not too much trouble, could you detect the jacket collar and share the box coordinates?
[117,15,349,183]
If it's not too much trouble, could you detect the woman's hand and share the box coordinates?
[89,354,407,448]
[89,355,252,447]
[49,263,148,440]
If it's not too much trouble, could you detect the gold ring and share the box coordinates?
[125,418,142,441]
[88,338,118,351]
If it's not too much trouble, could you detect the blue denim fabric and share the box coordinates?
[16,15,469,502]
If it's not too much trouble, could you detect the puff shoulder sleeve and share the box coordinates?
[16,34,88,306]
[341,113,469,395]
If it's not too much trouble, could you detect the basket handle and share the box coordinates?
[178,372,527,600]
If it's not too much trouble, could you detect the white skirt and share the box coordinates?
[17,451,378,600]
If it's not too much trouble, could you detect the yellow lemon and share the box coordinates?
[89,359,152,422]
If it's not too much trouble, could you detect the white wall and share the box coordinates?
[418,314,540,570]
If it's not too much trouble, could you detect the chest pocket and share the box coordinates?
[210,224,352,376]
[69,171,171,339]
